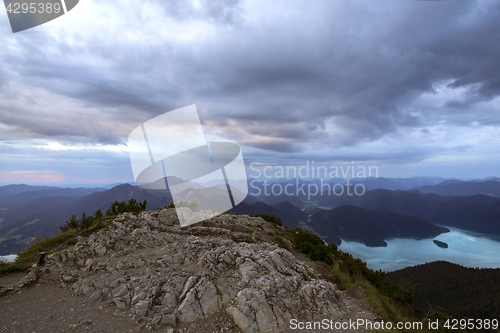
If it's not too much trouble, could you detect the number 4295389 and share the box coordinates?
[444,318,499,330]
[5,2,62,14]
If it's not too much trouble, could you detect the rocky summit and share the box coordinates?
[1,209,378,332]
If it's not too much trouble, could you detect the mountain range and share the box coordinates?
[0,187,106,207]
[229,201,309,228]
[2,177,500,255]
[309,205,449,247]
[0,184,171,255]
[318,189,500,236]
[411,179,500,197]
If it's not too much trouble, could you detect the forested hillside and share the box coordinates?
[386,261,500,320]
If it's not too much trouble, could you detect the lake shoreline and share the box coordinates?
[339,227,500,272]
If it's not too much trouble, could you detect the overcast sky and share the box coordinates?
[0,0,499,186]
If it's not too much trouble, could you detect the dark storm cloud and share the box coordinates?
[151,0,244,24]
[1,0,499,162]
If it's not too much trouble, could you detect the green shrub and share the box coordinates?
[60,212,94,232]
[165,201,198,211]
[252,214,282,226]
[0,229,79,275]
[275,227,416,321]
[285,228,336,263]
[66,237,78,245]
[0,211,115,276]
[106,199,147,216]
[275,236,288,249]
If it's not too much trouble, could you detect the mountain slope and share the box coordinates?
[412,180,500,197]
[0,184,171,255]
[0,184,60,196]
[309,205,449,247]
[350,177,409,190]
[386,261,500,319]
[349,176,456,190]
[230,201,309,228]
[256,193,303,207]
[319,189,500,235]
[172,185,248,211]
[0,187,105,208]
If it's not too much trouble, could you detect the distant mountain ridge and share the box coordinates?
[0,184,61,196]
[252,193,303,207]
[247,176,455,201]
[229,201,308,228]
[172,185,247,211]
[309,205,449,247]
[0,187,106,208]
[2,176,500,256]
[0,184,171,255]
[230,200,450,247]
[411,180,500,197]
[349,176,452,190]
[318,189,500,236]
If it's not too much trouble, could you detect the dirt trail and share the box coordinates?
[0,274,140,333]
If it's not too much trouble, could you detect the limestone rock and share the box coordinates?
[37,209,377,332]
[157,209,178,226]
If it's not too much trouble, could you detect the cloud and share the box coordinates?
[0,170,67,183]
[0,0,499,181]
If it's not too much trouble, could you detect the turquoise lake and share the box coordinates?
[338,228,500,272]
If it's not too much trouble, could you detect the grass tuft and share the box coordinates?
[0,214,114,276]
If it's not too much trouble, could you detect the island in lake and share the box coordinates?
[433,239,448,248]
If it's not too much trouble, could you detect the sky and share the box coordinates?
[0,0,499,186]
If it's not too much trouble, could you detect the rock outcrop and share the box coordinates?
[16,209,378,332]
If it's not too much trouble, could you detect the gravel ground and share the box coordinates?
[0,273,244,333]
[0,274,141,333]
[0,272,376,333]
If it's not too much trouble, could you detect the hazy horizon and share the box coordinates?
[1,174,499,189]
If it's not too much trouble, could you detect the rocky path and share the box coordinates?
[0,277,140,333]
[0,209,379,333]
